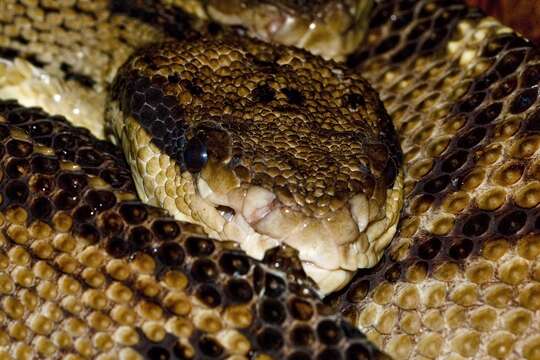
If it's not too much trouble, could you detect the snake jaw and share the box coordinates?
[241,185,277,223]
[193,163,404,294]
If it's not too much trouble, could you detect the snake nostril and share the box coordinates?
[183,135,208,173]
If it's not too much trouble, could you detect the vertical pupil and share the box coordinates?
[183,135,208,173]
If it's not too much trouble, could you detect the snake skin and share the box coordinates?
[324,1,540,359]
[0,1,391,359]
[0,99,387,359]
[0,0,540,359]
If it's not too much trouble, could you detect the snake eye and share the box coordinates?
[183,122,231,173]
[183,135,208,173]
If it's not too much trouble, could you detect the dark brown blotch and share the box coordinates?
[462,212,491,237]
[448,238,474,260]
[225,278,253,304]
[31,175,54,194]
[197,336,223,357]
[317,320,342,345]
[264,273,287,298]
[53,191,79,210]
[105,236,131,258]
[6,139,33,158]
[317,348,342,360]
[73,205,96,222]
[85,190,116,212]
[76,147,104,167]
[219,252,251,275]
[6,158,30,178]
[157,242,185,266]
[291,325,315,347]
[185,236,215,257]
[288,297,314,321]
[75,223,100,244]
[281,87,305,105]
[31,155,59,174]
[417,237,442,260]
[257,327,284,351]
[5,179,29,203]
[288,351,311,360]
[128,227,153,250]
[190,258,218,282]
[151,219,181,240]
[260,298,287,324]
[252,83,276,103]
[119,202,148,224]
[100,212,125,235]
[57,172,88,194]
[498,210,527,235]
[31,197,53,219]
[474,102,502,125]
[510,88,537,114]
[195,284,221,308]
[496,50,526,76]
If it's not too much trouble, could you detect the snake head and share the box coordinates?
[108,37,404,295]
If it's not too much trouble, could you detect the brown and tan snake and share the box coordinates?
[0,1,539,359]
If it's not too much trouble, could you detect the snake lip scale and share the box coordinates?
[0,0,540,359]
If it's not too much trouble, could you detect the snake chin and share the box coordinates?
[195,165,405,295]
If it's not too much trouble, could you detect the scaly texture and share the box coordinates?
[314,1,540,359]
[0,99,388,359]
[1,0,540,359]
[200,0,374,61]
[107,36,403,294]
[0,0,171,138]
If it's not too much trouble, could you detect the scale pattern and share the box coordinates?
[0,0,169,88]
[324,1,540,359]
[0,100,387,359]
[1,0,540,359]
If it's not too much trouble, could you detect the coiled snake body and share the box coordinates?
[0,1,539,359]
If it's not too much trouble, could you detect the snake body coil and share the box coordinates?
[0,1,539,360]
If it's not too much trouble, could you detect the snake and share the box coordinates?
[0,0,539,359]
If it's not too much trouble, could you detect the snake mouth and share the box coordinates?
[193,161,404,295]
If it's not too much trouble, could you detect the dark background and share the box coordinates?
[467,0,540,44]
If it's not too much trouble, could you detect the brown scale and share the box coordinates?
[0,99,134,193]
[0,100,388,359]
[312,0,540,358]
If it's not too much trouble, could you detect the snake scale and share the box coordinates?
[0,0,539,359]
